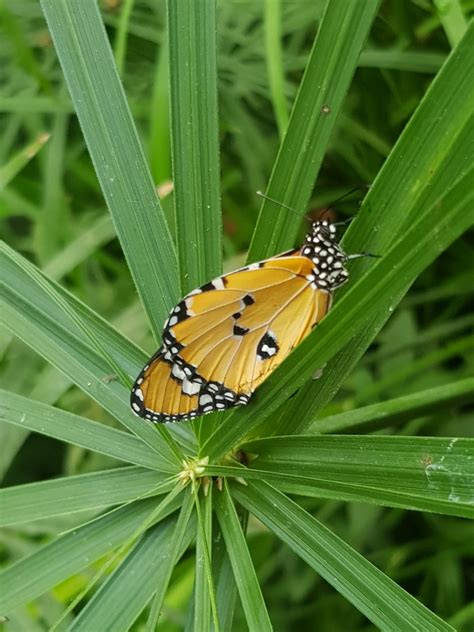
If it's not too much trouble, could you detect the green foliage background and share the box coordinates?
[1,0,473,630]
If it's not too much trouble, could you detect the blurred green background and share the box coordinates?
[1,0,473,630]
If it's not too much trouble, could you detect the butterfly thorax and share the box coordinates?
[300,220,349,291]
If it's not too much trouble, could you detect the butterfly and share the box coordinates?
[131,219,366,423]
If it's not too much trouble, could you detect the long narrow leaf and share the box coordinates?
[146,489,195,630]
[206,463,473,519]
[0,132,50,189]
[214,482,273,631]
[211,522,238,632]
[313,378,474,434]
[241,435,474,518]
[69,520,176,632]
[0,242,183,464]
[0,391,171,472]
[233,482,453,631]
[167,0,222,293]
[0,496,181,613]
[40,0,179,338]
[264,0,288,137]
[248,0,380,261]
[193,486,216,631]
[0,466,172,526]
[68,512,193,632]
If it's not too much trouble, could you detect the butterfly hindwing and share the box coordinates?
[130,353,200,422]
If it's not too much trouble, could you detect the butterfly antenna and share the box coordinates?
[256,191,312,221]
[346,252,381,260]
[257,185,371,224]
[333,216,355,227]
[328,184,372,226]
[327,184,370,208]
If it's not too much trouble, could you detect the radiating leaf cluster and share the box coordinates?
[1,0,473,630]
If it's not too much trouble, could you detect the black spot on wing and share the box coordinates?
[200,276,227,292]
[242,293,255,306]
[233,324,249,336]
[201,281,216,292]
[162,330,184,352]
[257,331,279,360]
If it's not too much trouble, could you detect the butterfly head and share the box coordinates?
[301,220,349,291]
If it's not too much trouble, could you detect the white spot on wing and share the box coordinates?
[172,364,186,380]
[184,297,195,316]
[211,278,225,290]
[182,379,201,396]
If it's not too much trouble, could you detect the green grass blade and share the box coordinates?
[264,0,288,137]
[202,167,474,459]
[42,214,115,281]
[0,286,175,463]
[0,467,172,526]
[0,390,172,472]
[448,602,474,630]
[0,240,197,469]
[68,512,193,632]
[167,0,222,293]
[0,132,50,189]
[5,238,133,393]
[1,242,145,372]
[312,378,474,434]
[0,425,28,482]
[40,0,179,338]
[193,486,218,632]
[233,482,454,631]
[70,519,176,632]
[359,49,446,73]
[0,3,51,92]
[207,462,473,519]
[361,313,474,363]
[112,0,135,74]
[241,435,474,518]
[0,242,184,463]
[275,22,474,432]
[34,111,69,265]
[51,486,185,630]
[149,35,171,184]
[354,334,474,404]
[433,0,468,47]
[145,489,195,630]
[247,0,380,262]
[0,496,181,613]
[214,482,273,632]
[211,523,238,632]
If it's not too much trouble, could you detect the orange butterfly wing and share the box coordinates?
[131,253,331,423]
